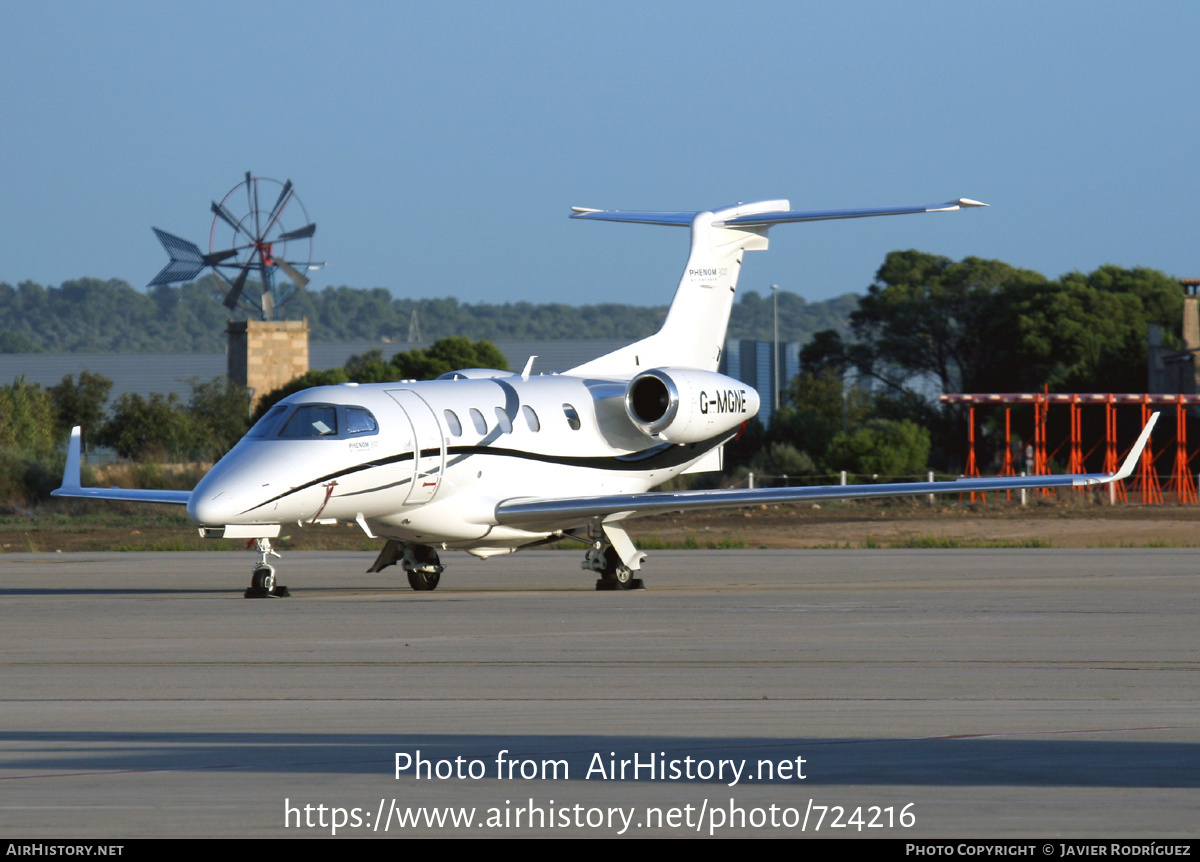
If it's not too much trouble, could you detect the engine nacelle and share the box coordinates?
[624,367,760,443]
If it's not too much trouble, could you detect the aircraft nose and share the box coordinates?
[187,487,239,526]
[186,440,283,526]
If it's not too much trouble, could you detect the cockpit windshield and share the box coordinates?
[247,404,290,438]
[281,405,338,438]
[247,404,379,440]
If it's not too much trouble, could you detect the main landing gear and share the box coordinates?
[244,538,290,598]
[368,540,445,591]
[582,524,646,591]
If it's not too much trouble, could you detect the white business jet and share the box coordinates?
[54,197,1158,596]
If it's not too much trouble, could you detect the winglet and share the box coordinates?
[1111,411,1159,482]
[58,426,83,493]
[1076,412,1159,485]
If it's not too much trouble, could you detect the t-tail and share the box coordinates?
[566,197,987,377]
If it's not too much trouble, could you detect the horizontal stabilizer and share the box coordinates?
[569,198,987,229]
[717,198,988,227]
[569,208,695,226]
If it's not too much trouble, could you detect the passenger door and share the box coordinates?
[385,389,446,505]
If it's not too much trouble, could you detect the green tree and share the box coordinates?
[748,442,817,482]
[1012,266,1181,392]
[0,331,39,353]
[186,378,251,461]
[755,368,875,472]
[826,419,931,478]
[97,393,197,461]
[0,378,56,458]
[847,252,1181,397]
[48,371,113,444]
[390,337,509,379]
[849,251,1051,395]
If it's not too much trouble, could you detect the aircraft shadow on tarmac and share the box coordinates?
[0,587,236,596]
[1,731,1196,788]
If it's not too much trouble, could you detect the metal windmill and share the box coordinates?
[149,172,320,319]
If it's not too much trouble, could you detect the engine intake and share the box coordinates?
[624,367,759,443]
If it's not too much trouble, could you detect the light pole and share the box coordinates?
[770,284,780,415]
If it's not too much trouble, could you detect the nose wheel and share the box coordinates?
[244,538,290,598]
[403,545,444,591]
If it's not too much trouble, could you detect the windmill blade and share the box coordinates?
[276,257,310,291]
[212,200,253,239]
[248,172,260,237]
[222,261,253,309]
[202,247,241,266]
[267,180,293,227]
[276,222,316,242]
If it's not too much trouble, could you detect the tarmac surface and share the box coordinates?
[1,548,1197,838]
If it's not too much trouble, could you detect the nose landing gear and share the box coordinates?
[244,538,290,598]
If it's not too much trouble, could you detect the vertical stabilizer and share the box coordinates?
[569,200,787,376]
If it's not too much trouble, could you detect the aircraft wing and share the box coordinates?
[50,427,192,506]
[496,413,1158,530]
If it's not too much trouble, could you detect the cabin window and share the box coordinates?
[345,407,378,434]
[280,405,338,438]
[495,406,513,434]
[444,409,463,437]
[469,408,488,434]
[522,405,540,432]
[562,403,581,430]
[247,404,290,437]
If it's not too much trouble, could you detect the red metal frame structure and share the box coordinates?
[940,393,1199,504]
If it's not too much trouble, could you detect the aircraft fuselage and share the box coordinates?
[187,371,751,556]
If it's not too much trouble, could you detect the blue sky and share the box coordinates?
[3,1,1198,308]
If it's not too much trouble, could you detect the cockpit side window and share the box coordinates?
[280,405,338,438]
[247,404,290,437]
[562,403,581,430]
[345,407,378,434]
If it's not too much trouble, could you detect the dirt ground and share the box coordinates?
[629,496,1200,549]
[4,493,1200,553]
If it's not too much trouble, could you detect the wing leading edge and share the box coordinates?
[496,413,1159,530]
[51,427,192,506]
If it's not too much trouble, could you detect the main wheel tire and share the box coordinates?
[407,569,441,591]
[600,546,637,591]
